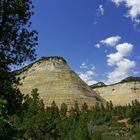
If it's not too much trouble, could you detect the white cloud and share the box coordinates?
[80,62,87,69]
[107,42,134,66]
[100,36,121,46]
[95,43,101,48]
[78,62,97,85]
[116,43,133,56]
[111,0,140,24]
[79,70,97,85]
[112,0,124,6]
[87,80,98,85]
[105,42,135,84]
[79,61,96,70]
[107,52,123,66]
[95,36,136,84]
[106,59,135,84]
[93,5,105,25]
[98,5,105,16]
[79,70,95,80]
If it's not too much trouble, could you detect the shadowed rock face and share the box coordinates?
[91,77,140,106]
[17,57,105,109]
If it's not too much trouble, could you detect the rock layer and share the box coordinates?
[91,78,140,106]
[17,57,105,109]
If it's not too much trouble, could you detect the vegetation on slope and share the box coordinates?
[120,77,140,83]
[90,77,140,89]
[1,88,140,140]
[90,82,107,89]
[1,0,140,139]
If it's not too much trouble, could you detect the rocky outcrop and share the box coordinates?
[91,77,140,106]
[90,82,106,89]
[17,56,105,110]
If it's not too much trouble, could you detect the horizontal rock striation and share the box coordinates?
[91,77,140,106]
[17,56,105,110]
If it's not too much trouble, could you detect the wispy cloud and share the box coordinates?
[95,43,101,48]
[98,5,105,16]
[111,0,140,24]
[80,62,88,69]
[79,70,97,85]
[78,61,97,85]
[93,4,105,25]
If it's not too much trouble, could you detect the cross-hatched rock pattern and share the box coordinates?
[91,77,140,106]
[17,56,106,110]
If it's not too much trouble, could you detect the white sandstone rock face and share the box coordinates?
[92,81,140,106]
[17,57,105,110]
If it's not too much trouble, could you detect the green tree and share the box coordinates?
[91,131,103,140]
[132,123,140,140]
[69,107,75,116]
[60,103,67,117]
[94,102,100,112]
[82,102,88,112]
[14,89,49,139]
[0,0,38,65]
[23,88,45,116]
[100,103,105,112]
[129,100,140,123]
[0,98,16,139]
[0,0,38,115]
[74,113,90,140]
[106,102,110,111]
[46,101,61,140]
[47,101,59,119]
[109,101,113,110]
[74,101,80,114]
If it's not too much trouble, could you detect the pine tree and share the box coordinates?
[47,101,59,120]
[0,98,16,139]
[82,102,88,112]
[100,103,105,112]
[60,103,67,117]
[74,101,80,114]
[109,101,113,110]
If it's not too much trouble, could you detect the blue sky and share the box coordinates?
[30,0,140,85]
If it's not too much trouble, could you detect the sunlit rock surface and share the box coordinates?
[17,56,105,109]
[91,77,140,106]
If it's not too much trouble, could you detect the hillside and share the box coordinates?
[91,77,140,106]
[16,56,105,109]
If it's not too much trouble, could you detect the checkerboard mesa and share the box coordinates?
[16,56,106,110]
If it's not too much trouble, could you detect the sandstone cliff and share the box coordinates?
[91,77,140,106]
[17,56,105,109]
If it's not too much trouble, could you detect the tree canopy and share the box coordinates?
[0,0,38,115]
[0,0,38,67]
